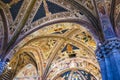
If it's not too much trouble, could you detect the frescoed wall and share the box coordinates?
[14,64,38,80]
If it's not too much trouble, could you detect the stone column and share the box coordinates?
[96,39,120,80]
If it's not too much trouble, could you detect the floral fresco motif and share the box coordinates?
[14,64,38,80]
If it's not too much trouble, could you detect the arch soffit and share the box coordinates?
[7,46,43,77]
[47,58,101,80]
[0,6,9,53]
[15,18,100,49]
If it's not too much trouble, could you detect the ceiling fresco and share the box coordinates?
[104,0,111,15]
[55,70,97,80]
[3,22,101,80]
[0,0,120,80]
[6,22,96,62]
[14,64,38,80]
[48,58,100,80]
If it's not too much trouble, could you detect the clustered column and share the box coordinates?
[96,39,120,80]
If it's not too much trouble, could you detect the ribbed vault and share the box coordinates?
[0,0,120,80]
[1,22,101,80]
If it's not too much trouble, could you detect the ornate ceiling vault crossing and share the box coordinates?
[0,0,120,80]
[2,22,101,80]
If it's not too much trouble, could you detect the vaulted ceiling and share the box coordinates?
[0,0,120,58]
[0,0,120,80]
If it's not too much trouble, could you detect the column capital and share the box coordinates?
[96,39,120,60]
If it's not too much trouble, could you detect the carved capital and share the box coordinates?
[96,39,120,60]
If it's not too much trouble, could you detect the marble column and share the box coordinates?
[96,39,120,80]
